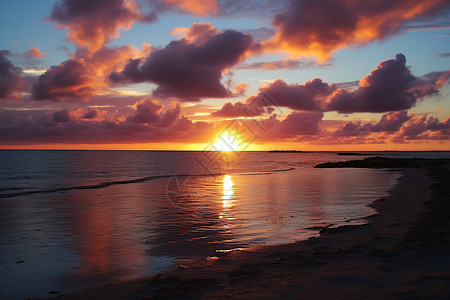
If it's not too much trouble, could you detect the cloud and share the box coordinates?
[217,0,289,18]
[127,98,163,123]
[32,59,95,101]
[23,47,47,59]
[371,110,412,132]
[405,22,450,31]
[332,121,372,137]
[82,109,99,119]
[393,114,450,141]
[164,0,218,16]
[241,27,277,41]
[52,109,72,123]
[158,102,182,127]
[434,71,450,89]
[238,59,313,70]
[127,98,183,128]
[437,53,450,58]
[248,78,336,111]
[1,104,449,146]
[327,54,447,113]
[74,44,147,76]
[210,101,270,118]
[49,0,141,51]
[155,0,288,18]
[110,26,254,101]
[332,111,412,137]
[269,0,450,61]
[170,22,220,44]
[0,102,217,145]
[242,54,448,114]
[278,111,324,136]
[32,45,144,101]
[0,50,24,100]
[233,83,248,96]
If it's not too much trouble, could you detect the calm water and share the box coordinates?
[1,150,448,299]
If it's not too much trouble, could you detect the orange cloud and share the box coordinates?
[49,0,141,52]
[32,44,148,101]
[24,47,47,59]
[233,83,248,96]
[170,22,219,44]
[164,0,218,16]
[269,0,450,61]
[436,71,450,89]
[32,59,96,101]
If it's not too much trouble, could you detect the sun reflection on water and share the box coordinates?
[222,175,234,208]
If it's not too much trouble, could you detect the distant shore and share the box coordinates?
[52,157,450,299]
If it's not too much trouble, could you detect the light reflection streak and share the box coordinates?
[221,175,234,208]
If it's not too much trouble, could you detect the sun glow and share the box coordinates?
[212,131,240,151]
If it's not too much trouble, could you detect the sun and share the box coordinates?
[212,131,240,151]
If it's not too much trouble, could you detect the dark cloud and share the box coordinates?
[52,109,72,123]
[0,50,24,100]
[158,102,181,127]
[32,44,146,102]
[271,0,450,60]
[437,53,450,58]
[32,59,95,101]
[327,54,445,113]
[0,102,213,145]
[426,116,450,130]
[82,109,98,119]
[279,111,324,136]
[127,98,163,123]
[393,114,450,141]
[332,121,372,137]
[127,98,182,127]
[248,78,336,111]
[110,29,254,101]
[242,54,448,114]
[371,110,412,132]
[332,111,412,137]
[210,101,269,118]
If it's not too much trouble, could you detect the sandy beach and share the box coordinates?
[50,157,450,299]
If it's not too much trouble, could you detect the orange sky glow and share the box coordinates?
[0,0,449,151]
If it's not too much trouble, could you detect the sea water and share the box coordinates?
[1,150,448,298]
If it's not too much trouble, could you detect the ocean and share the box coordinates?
[0,150,448,299]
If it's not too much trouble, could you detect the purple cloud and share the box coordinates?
[0,50,24,100]
[110,29,254,101]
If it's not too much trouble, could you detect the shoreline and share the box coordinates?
[52,158,450,299]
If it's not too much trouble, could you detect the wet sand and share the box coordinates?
[51,158,450,299]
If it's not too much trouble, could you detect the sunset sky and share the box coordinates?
[1,0,449,151]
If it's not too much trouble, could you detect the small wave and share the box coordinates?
[272,167,296,172]
[0,187,26,193]
[231,167,296,176]
[0,174,188,199]
[0,167,296,199]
